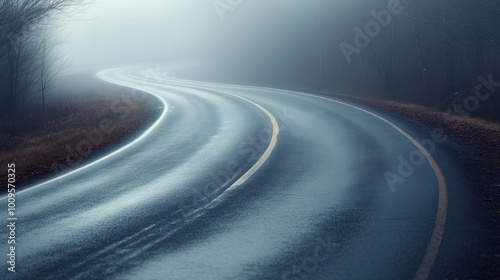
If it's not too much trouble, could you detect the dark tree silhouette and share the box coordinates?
[0,0,84,119]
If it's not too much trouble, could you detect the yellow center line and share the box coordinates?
[164,78,448,280]
[191,88,280,202]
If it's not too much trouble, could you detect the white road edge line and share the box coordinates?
[272,89,447,280]
[0,69,169,200]
[2,67,446,279]
[163,76,447,279]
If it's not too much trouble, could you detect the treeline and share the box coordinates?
[322,0,500,113]
[209,0,500,121]
[310,0,500,120]
[0,0,84,120]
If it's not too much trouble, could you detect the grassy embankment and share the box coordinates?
[328,93,500,174]
[325,92,500,202]
[0,74,162,189]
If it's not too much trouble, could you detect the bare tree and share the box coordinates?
[6,21,43,118]
[0,0,85,119]
[38,28,70,116]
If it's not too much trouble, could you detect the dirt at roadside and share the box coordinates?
[0,75,163,191]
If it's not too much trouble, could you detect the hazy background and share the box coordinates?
[60,0,218,72]
[2,0,500,121]
[61,0,310,70]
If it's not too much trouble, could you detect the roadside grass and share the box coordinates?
[326,93,500,172]
[0,75,161,189]
[323,92,500,188]
[322,92,500,265]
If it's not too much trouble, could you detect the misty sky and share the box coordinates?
[61,0,225,73]
[59,0,317,74]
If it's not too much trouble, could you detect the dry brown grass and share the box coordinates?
[327,93,500,168]
[323,92,500,235]
[0,81,160,189]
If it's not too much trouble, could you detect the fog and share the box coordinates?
[2,0,500,120]
[61,1,310,71]
[60,0,220,72]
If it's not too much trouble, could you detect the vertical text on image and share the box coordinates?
[6,163,17,273]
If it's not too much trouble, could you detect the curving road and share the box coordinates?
[1,66,472,279]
